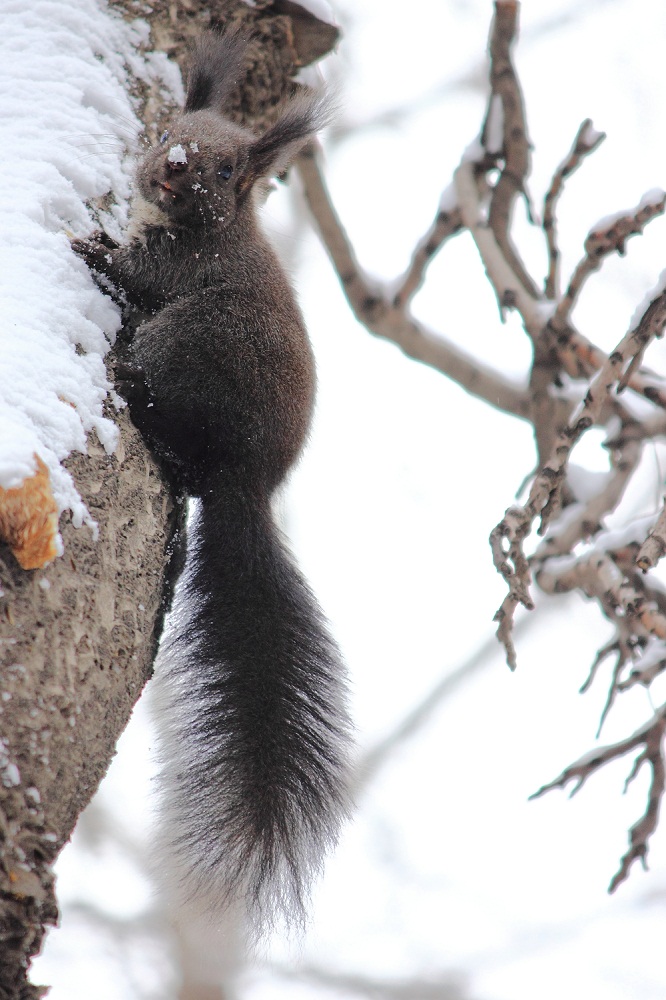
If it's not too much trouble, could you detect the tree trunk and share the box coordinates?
[0,407,179,999]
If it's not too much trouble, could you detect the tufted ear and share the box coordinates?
[242,93,330,188]
[184,30,248,114]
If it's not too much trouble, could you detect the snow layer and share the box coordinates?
[628,265,666,333]
[0,0,156,532]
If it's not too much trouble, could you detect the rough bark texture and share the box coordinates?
[0,402,179,998]
[116,0,339,138]
[0,405,180,999]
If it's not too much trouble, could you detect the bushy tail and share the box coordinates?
[154,473,352,933]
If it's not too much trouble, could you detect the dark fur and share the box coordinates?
[183,30,246,113]
[73,32,351,931]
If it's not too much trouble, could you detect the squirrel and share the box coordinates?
[72,31,352,933]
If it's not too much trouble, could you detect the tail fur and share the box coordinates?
[154,473,352,932]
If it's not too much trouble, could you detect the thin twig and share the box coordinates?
[550,191,666,332]
[543,119,606,300]
[392,199,463,310]
[530,704,666,893]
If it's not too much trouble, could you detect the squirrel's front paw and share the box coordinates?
[71,231,118,271]
[115,360,150,403]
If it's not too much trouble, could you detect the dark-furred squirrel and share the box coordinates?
[72,32,352,932]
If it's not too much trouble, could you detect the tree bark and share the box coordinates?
[0,409,179,1000]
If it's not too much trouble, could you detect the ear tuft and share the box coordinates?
[246,93,332,184]
[184,30,248,114]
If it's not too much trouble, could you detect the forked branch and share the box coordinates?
[531,706,666,892]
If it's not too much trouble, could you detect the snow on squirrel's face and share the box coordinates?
[137,110,253,228]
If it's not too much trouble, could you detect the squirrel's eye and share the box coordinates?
[159,130,169,144]
[218,164,233,180]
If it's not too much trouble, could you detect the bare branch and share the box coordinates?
[298,146,531,420]
[484,0,540,299]
[543,119,606,300]
[392,197,463,310]
[530,704,666,893]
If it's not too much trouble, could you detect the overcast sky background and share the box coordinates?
[19,0,666,997]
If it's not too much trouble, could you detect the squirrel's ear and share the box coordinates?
[184,30,247,113]
[244,94,330,184]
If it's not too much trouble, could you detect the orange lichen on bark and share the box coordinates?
[0,456,58,569]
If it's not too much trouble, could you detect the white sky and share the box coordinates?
[6,0,666,997]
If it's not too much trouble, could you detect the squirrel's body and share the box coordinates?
[73,32,352,931]
[119,201,315,493]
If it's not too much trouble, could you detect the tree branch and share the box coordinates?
[549,191,666,332]
[297,146,531,420]
[542,119,606,300]
[392,197,463,310]
[530,704,666,893]
[484,0,540,300]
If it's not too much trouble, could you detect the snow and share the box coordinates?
[628,266,666,332]
[582,120,605,147]
[632,637,666,675]
[568,463,611,503]
[591,514,658,554]
[639,187,666,210]
[549,372,588,403]
[462,135,486,163]
[589,188,665,238]
[0,0,174,531]
[167,143,187,165]
[485,93,504,153]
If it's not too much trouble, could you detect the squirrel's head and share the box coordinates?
[136,31,329,230]
[137,112,253,228]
